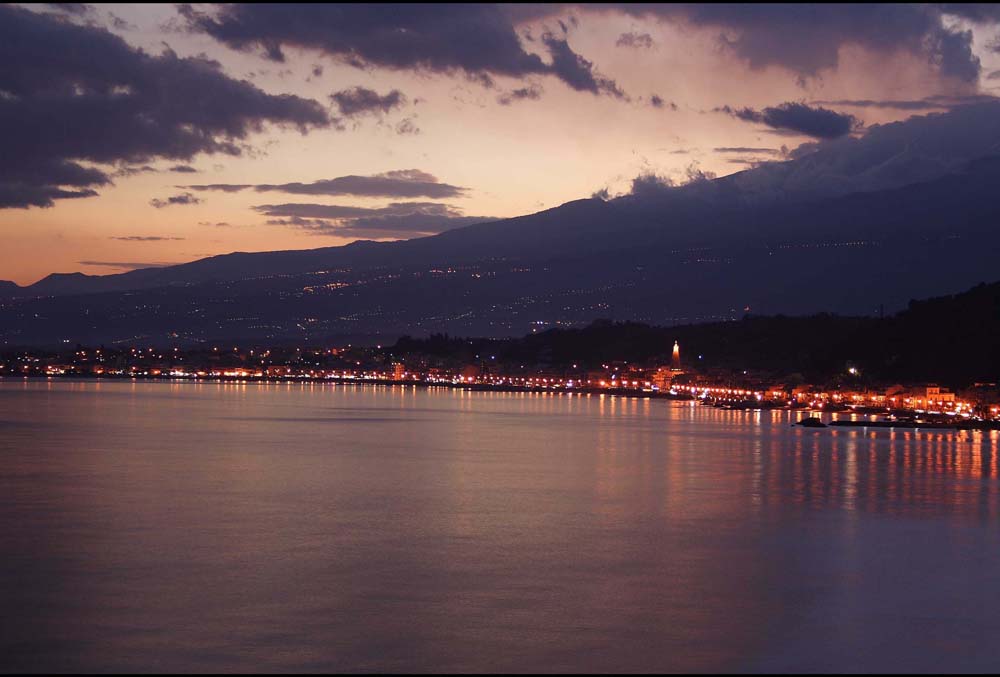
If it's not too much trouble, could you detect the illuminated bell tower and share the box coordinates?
[671,340,681,371]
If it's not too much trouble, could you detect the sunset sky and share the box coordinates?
[3,3,1000,285]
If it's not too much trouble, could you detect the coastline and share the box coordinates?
[6,374,1000,431]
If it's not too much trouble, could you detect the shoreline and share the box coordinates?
[6,374,1000,431]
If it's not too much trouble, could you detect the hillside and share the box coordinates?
[390,280,1000,387]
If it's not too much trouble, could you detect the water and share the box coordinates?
[1,379,999,673]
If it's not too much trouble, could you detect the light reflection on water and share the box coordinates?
[1,379,999,672]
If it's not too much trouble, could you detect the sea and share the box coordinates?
[2,379,999,673]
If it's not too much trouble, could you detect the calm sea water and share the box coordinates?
[1,379,999,673]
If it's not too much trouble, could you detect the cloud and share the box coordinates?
[255,201,450,220]
[77,260,176,270]
[600,4,994,83]
[149,192,202,208]
[181,183,252,193]
[497,84,544,105]
[395,118,420,135]
[719,101,1000,201]
[718,102,859,139]
[0,5,330,209]
[630,171,674,196]
[726,157,776,166]
[114,165,158,177]
[43,3,93,17]
[181,4,625,98]
[714,147,784,155]
[988,70,1000,80]
[942,5,1000,23]
[256,200,496,239]
[811,94,1000,110]
[649,94,677,110]
[623,163,718,198]
[541,33,626,98]
[108,236,185,241]
[616,31,654,49]
[184,169,465,198]
[810,98,945,111]
[330,86,407,117]
[168,164,199,173]
[107,12,135,31]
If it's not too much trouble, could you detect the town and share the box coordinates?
[4,338,998,426]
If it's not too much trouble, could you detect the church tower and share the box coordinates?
[671,340,681,371]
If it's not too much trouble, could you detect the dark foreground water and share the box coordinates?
[2,380,999,673]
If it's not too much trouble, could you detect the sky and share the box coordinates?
[2,3,1000,285]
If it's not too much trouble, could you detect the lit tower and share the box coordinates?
[671,340,681,371]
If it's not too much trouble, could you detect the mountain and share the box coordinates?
[13,102,1000,300]
[0,280,20,299]
[4,103,1000,347]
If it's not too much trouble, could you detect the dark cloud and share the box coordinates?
[616,31,654,49]
[256,201,496,239]
[497,84,544,105]
[181,4,625,98]
[107,12,136,31]
[330,86,407,117]
[726,157,775,166]
[78,260,175,270]
[185,169,464,198]
[722,101,1000,200]
[169,164,199,173]
[149,192,202,208]
[987,70,1000,80]
[541,33,626,98]
[602,4,992,82]
[940,4,1000,23]
[114,165,157,177]
[718,102,859,139]
[0,5,330,209]
[924,94,1000,105]
[810,98,945,111]
[395,118,420,135]
[649,94,676,110]
[182,183,252,193]
[109,236,185,241]
[625,163,717,197]
[714,147,784,155]
[44,3,93,17]
[811,94,999,111]
[255,202,447,220]
[630,171,674,196]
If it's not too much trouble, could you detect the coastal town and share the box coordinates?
[5,339,999,425]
